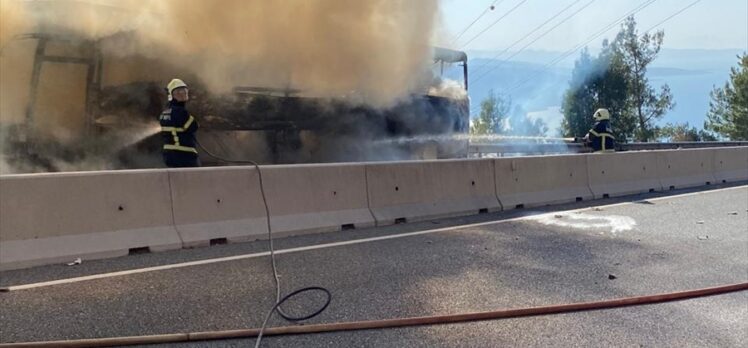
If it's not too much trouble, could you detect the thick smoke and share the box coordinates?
[0,0,444,173]
[428,78,467,100]
[2,0,438,106]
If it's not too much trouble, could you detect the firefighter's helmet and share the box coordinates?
[167,78,188,101]
[593,108,610,121]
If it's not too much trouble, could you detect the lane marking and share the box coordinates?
[2,185,746,292]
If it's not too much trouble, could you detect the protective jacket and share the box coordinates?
[159,100,200,167]
[587,119,615,153]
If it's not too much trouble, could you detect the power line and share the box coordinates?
[507,0,702,94]
[471,0,596,84]
[469,0,583,77]
[644,0,702,33]
[505,0,658,94]
[451,0,505,45]
[459,0,530,49]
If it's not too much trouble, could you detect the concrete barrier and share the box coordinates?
[366,159,500,225]
[495,154,593,209]
[656,148,716,190]
[261,163,374,235]
[712,146,748,183]
[168,166,268,247]
[5,147,741,271]
[0,170,182,271]
[587,151,662,198]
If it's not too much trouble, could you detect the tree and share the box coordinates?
[657,122,717,142]
[705,54,748,140]
[507,104,548,136]
[561,48,599,138]
[471,90,509,135]
[598,41,637,141]
[471,91,548,136]
[615,16,675,141]
[561,16,675,142]
[561,43,632,141]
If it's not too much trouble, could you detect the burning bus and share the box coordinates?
[0,1,468,172]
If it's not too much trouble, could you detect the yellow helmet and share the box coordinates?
[593,108,610,121]
[166,78,188,101]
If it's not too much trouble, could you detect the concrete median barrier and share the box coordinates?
[587,151,662,198]
[261,163,374,235]
[495,154,592,209]
[168,166,268,247]
[0,170,182,271]
[712,146,748,183]
[657,148,716,190]
[366,159,500,225]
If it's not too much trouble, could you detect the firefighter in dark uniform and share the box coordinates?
[584,108,616,153]
[160,78,200,167]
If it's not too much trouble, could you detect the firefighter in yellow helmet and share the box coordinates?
[584,108,616,153]
[159,79,200,167]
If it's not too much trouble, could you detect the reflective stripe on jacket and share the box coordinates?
[587,120,615,152]
[159,101,198,154]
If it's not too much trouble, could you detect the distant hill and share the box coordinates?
[452,48,745,135]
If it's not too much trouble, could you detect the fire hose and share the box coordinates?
[1,282,746,347]
[193,140,331,348]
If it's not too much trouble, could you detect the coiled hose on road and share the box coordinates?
[194,140,332,348]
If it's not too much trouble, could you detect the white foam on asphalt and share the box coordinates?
[531,213,637,234]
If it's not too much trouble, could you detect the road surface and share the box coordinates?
[1,184,747,347]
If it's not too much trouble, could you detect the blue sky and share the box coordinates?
[437,0,747,134]
[439,0,748,52]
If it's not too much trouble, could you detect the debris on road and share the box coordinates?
[727,211,738,215]
[608,274,617,280]
[697,235,709,240]
[696,220,705,224]
[67,258,82,266]
[554,214,564,219]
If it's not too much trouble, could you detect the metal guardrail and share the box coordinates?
[619,141,748,151]
[468,143,586,156]
[469,141,748,157]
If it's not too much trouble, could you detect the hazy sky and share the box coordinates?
[439,0,748,52]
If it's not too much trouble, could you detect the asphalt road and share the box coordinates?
[1,184,747,347]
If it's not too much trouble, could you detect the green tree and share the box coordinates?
[472,92,548,136]
[562,17,675,142]
[561,43,632,141]
[615,16,675,141]
[598,41,637,141]
[471,90,509,135]
[705,54,748,140]
[561,48,598,138]
[657,122,717,142]
[508,105,548,136]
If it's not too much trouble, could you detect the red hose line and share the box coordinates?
[2,282,746,348]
